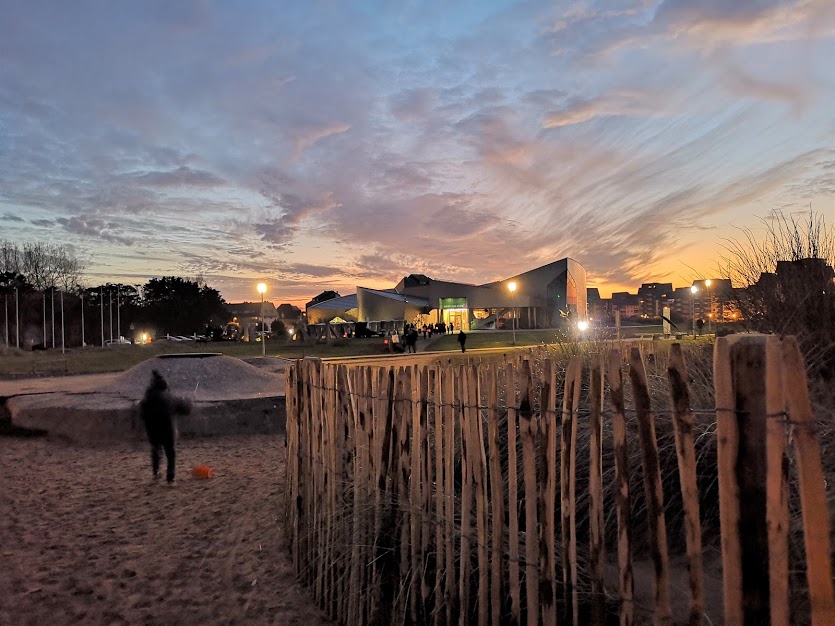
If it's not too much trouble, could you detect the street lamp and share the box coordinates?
[705,279,712,334]
[508,281,517,346]
[690,285,698,336]
[257,282,267,357]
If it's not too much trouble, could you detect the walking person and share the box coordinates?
[139,370,192,484]
[457,329,467,352]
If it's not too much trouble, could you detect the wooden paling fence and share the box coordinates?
[284,335,834,625]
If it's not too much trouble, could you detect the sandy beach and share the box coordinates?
[0,433,330,625]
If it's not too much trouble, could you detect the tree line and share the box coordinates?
[1,241,227,350]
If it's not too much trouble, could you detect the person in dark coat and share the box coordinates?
[407,327,418,353]
[457,329,467,352]
[139,370,191,484]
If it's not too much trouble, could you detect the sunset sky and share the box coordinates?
[1,0,833,306]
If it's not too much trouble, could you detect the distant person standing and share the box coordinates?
[457,329,467,352]
[139,370,192,484]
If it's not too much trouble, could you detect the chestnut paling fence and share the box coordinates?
[283,335,834,625]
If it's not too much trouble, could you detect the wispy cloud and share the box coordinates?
[0,0,832,303]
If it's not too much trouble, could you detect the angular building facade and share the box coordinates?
[305,257,587,333]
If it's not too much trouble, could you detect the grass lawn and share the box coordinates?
[426,329,565,352]
[0,329,717,377]
[0,337,394,377]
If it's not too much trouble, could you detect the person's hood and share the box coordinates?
[150,370,169,391]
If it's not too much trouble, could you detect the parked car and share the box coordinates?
[105,337,132,346]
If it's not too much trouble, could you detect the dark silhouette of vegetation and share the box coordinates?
[270,318,286,338]
[141,276,227,336]
[721,210,835,375]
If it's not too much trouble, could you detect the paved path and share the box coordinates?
[0,372,119,397]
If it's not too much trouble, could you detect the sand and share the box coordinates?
[100,355,284,402]
[0,433,330,625]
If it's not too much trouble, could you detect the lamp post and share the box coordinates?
[100,287,105,347]
[60,290,65,354]
[705,279,712,334]
[508,281,517,346]
[257,282,267,357]
[690,285,698,336]
[109,289,113,343]
[15,286,19,349]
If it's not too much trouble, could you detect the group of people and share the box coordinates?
[417,322,457,339]
[390,321,462,354]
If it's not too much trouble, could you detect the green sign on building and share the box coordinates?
[439,297,467,309]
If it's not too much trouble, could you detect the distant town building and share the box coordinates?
[306,291,341,312]
[611,291,641,319]
[637,282,673,317]
[276,303,302,322]
[225,301,278,341]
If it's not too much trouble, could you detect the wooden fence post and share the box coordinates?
[518,359,538,626]
[444,364,457,624]
[561,355,581,624]
[667,344,704,626]
[286,362,300,569]
[589,355,606,624]
[607,349,633,626]
[507,362,521,624]
[433,366,446,625]
[540,358,558,626]
[782,337,835,625]
[459,365,473,626]
[486,364,504,626]
[472,365,489,626]
[410,366,422,624]
[713,335,773,625]
[628,347,671,624]
[765,338,789,626]
[396,367,412,625]
[421,367,432,618]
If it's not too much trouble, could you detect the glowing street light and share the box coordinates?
[257,282,267,357]
[690,285,698,337]
[508,281,517,346]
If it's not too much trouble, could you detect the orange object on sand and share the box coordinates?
[192,465,213,479]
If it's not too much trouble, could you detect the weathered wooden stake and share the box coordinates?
[486,365,504,626]
[507,362,521,624]
[628,347,671,624]
[782,337,835,625]
[589,355,606,624]
[714,336,771,625]
[667,344,705,626]
[519,360,538,626]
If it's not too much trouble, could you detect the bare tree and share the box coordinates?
[721,209,835,374]
[0,241,23,275]
[7,242,87,348]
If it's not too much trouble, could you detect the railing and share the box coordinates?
[284,335,834,625]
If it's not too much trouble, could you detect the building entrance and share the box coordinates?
[446,310,468,331]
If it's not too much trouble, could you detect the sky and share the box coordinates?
[1,0,834,307]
